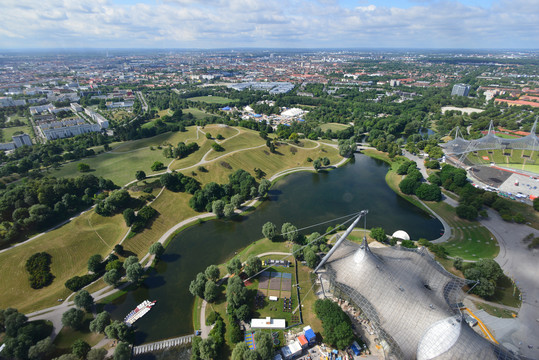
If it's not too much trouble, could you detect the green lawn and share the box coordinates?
[473,302,517,318]
[0,212,127,313]
[205,131,265,161]
[187,96,235,104]
[50,128,199,186]
[427,201,499,260]
[184,108,215,120]
[1,125,33,141]
[319,123,350,132]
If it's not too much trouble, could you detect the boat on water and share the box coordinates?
[124,300,156,326]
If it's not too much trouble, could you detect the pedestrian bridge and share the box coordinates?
[132,334,194,355]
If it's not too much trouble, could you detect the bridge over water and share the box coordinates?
[132,334,194,355]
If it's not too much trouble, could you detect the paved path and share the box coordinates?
[402,150,429,179]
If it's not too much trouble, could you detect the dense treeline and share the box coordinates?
[0,174,117,246]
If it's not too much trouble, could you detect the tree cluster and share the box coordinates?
[0,174,117,245]
[189,169,258,212]
[25,252,53,289]
[314,299,355,350]
[0,308,53,360]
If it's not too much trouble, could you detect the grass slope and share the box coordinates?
[0,212,126,313]
[51,128,200,186]
[319,123,350,132]
[187,96,235,104]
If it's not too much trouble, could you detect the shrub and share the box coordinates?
[26,252,53,289]
[151,161,165,171]
[65,274,100,292]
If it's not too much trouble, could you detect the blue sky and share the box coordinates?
[0,0,538,49]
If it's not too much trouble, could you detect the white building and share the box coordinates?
[250,317,286,329]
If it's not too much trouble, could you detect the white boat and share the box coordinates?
[124,300,156,326]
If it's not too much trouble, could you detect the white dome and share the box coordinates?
[417,316,462,360]
[391,230,410,241]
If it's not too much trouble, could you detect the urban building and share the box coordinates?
[451,83,471,96]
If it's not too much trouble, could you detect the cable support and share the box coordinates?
[242,211,362,283]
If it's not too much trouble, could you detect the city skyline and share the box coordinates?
[1,0,539,49]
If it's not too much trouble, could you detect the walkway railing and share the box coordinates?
[132,335,194,355]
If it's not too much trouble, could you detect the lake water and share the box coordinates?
[106,153,443,344]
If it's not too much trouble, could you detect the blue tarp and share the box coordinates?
[304,328,316,343]
[221,106,231,111]
[350,343,361,356]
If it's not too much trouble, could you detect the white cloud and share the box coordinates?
[0,0,537,48]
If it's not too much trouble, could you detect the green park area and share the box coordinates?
[0,212,127,313]
[50,127,200,186]
[1,124,33,141]
[187,96,235,104]
[319,123,350,132]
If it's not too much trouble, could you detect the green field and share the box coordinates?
[51,128,200,186]
[0,212,127,313]
[319,123,350,132]
[187,96,235,104]
[205,130,265,161]
[183,107,216,120]
[426,201,499,260]
[1,125,33,141]
[467,149,538,167]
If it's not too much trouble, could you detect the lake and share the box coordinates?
[106,153,443,344]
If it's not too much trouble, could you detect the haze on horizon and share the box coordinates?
[1,0,538,50]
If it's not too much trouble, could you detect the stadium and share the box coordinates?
[315,214,517,360]
[442,119,539,200]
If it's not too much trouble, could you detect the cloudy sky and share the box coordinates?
[1,0,538,49]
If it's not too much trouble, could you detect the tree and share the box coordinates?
[126,263,143,283]
[281,222,299,243]
[149,242,165,258]
[226,257,242,275]
[87,348,107,360]
[189,272,207,298]
[205,265,220,282]
[105,321,132,342]
[62,308,84,329]
[204,280,219,303]
[74,290,94,312]
[244,255,262,277]
[262,221,277,241]
[254,331,273,360]
[212,199,225,218]
[151,161,165,171]
[89,311,111,334]
[114,244,124,255]
[304,248,318,268]
[313,158,321,171]
[224,204,235,218]
[415,183,442,202]
[232,341,250,359]
[338,139,356,157]
[322,157,330,166]
[370,227,386,242]
[198,338,217,360]
[456,204,478,220]
[103,269,121,287]
[123,256,139,269]
[230,194,243,209]
[235,304,251,322]
[87,254,103,273]
[453,257,463,270]
[534,197,539,211]
[113,342,131,360]
[28,338,53,360]
[226,276,248,312]
[464,258,503,298]
[399,177,419,195]
[52,354,79,360]
[78,163,90,172]
[135,170,146,181]
[258,179,271,197]
[121,208,136,227]
[72,340,91,359]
